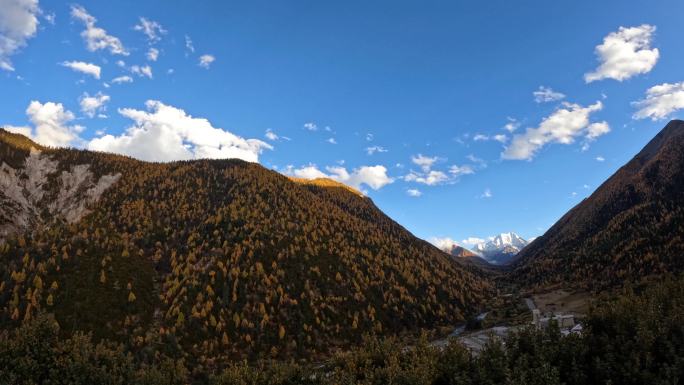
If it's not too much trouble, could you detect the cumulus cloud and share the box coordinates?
[111,75,132,84]
[303,122,317,131]
[0,0,40,71]
[584,25,659,83]
[502,101,609,160]
[429,237,460,252]
[87,100,272,163]
[480,188,493,199]
[586,121,610,140]
[534,86,565,103]
[595,156,605,162]
[71,4,128,55]
[146,47,159,61]
[60,60,101,79]
[285,164,394,191]
[406,188,422,197]
[79,92,110,118]
[198,54,215,69]
[288,165,327,179]
[326,137,337,144]
[133,17,166,43]
[632,81,684,120]
[5,101,82,147]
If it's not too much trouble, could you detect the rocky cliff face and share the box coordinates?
[0,148,120,241]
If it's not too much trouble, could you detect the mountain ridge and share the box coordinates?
[0,128,492,364]
[513,119,684,288]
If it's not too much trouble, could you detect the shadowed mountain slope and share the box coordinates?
[513,120,684,288]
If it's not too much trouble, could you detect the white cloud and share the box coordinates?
[111,75,133,84]
[405,154,476,186]
[449,164,474,176]
[70,4,128,55]
[503,117,520,133]
[289,165,327,179]
[366,145,387,155]
[586,121,610,140]
[146,47,159,61]
[184,35,194,54]
[467,154,487,168]
[534,86,565,103]
[326,137,337,144]
[79,92,110,118]
[286,164,393,191]
[502,101,609,160]
[595,156,605,162]
[632,81,684,121]
[43,12,55,25]
[198,54,215,69]
[366,133,374,141]
[404,170,449,186]
[0,0,40,71]
[87,100,272,163]
[5,101,82,147]
[461,237,485,247]
[303,122,318,131]
[429,237,459,252]
[265,128,278,141]
[133,17,166,43]
[481,188,493,199]
[5,125,32,137]
[584,25,659,83]
[406,188,422,197]
[130,64,152,79]
[473,133,507,143]
[411,154,438,172]
[61,60,101,79]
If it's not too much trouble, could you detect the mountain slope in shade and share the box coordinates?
[473,232,529,265]
[513,120,684,288]
[0,129,492,364]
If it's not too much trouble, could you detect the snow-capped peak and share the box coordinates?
[471,232,529,263]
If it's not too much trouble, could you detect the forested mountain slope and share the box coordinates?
[0,128,491,367]
[513,120,684,288]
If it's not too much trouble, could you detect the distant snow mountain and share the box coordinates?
[471,232,529,265]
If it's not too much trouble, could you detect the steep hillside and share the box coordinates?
[0,129,492,367]
[513,120,684,288]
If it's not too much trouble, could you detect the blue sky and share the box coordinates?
[1,0,683,249]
